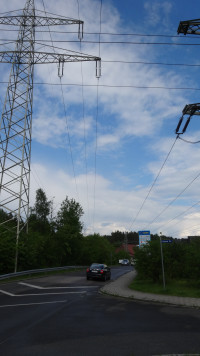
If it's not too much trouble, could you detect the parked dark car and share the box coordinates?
[86,263,111,281]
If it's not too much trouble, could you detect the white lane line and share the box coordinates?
[0,289,15,296]
[36,286,98,289]
[18,282,98,289]
[15,291,87,296]
[19,282,44,289]
[0,289,87,297]
[0,300,67,308]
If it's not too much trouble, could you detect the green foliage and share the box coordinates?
[134,239,200,283]
[134,241,161,282]
[184,240,200,280]
[81,234,115,265]
[55,196,84,265]
[56,196,83,234]
[29,188,52,234]
[107,230,139,245]
[0,209,17,273]
[0,230,16,274]
[32,188,51,222]
[130,276,200,298]
[115,249,130,260]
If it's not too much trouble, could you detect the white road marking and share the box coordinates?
[0,290,87,296]
[0,300,67,308]
[16,291,87,296]
[19,282,98,289]
[19,282,44,289]
[0,281,98,297]
[0,289,14,296]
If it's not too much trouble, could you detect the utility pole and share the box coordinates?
[0,0,101,272]
[175,19,200,135]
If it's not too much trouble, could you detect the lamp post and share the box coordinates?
[159,232,166,289]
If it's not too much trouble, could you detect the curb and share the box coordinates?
[100,271,200,308]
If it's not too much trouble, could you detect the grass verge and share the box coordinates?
[129,276,200,298]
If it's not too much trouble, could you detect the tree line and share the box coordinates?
[0,188,128,274]
[1,188,199,280]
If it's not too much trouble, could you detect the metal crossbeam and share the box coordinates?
[0,15,84,28]
[177,19,200,35]
[182,103,200,116]
[175,103,200,135]
[0,51,100,65]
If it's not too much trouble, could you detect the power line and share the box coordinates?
[152,199,200,233]
[178,136,200,144]
[3,38,200,46]
[103,60,200,67]
[1,26,200,38]
[76,0,91,227]
[1,80,200,91]
[93,0,102,234]
[147,170,200,228]
[28,82,200,91]
[127,136,178,231]
[41,0,80,200]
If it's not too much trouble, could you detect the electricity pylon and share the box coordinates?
[175,19,200,134]
[0,0,101,272]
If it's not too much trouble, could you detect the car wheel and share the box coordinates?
[87,276,90,280]
[103,274,107,281]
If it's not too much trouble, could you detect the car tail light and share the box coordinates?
[100,269,104,274]
[86,268,90,272]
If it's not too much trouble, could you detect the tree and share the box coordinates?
[29,188,51,234]
[32,188,51,221]
[55,196,84,265]
[81,234,115,265]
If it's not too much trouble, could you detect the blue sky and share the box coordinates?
[1,0,200,238]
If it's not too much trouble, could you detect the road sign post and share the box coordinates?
[138,231,151,246]
[159,232,166,289]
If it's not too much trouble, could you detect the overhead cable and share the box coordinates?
[127,136,179,231]
[147,170,200,227]
[93,0,102,233]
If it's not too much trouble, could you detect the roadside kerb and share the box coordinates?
[100,270,200,308]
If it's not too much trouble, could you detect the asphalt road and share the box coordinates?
[0,266,200,356]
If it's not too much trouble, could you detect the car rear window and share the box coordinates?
[91,264,104,268]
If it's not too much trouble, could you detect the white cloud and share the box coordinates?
[144,1,173,27]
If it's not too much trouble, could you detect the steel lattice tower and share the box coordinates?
[0,0,101,271]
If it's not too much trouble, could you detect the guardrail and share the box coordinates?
[0,266,86,281]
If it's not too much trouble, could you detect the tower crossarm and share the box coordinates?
[175,103,200,135]
[182,103,200,116]
[177,19,200,35]
[0,15,84,27]
[0,51,101,65]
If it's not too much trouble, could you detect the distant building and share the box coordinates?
[115,243,138,257]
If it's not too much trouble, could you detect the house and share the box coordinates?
[115,243,137,258]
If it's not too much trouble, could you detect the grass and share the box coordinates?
[129,276,200,298]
